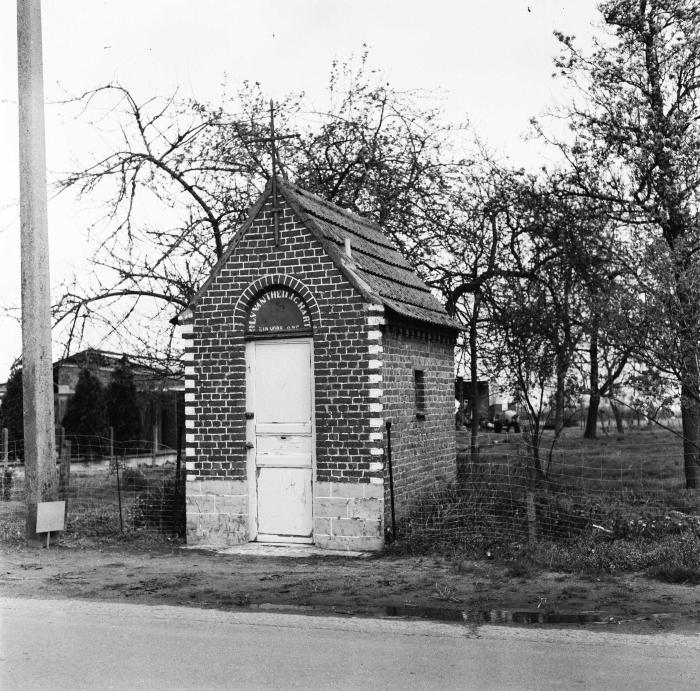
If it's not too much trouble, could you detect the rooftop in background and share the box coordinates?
[54,348,183,380]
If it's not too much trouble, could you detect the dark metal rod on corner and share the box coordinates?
[386,420,396,540]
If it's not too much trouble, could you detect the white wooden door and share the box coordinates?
[247,339,313,542]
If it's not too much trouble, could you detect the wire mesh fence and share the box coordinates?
[2,428,699,555]
[399,429,700,555]
[0,433,184,542]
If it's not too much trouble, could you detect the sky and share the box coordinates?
[0,0,601,380]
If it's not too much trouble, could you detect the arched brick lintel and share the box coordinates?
[234,274,322,331]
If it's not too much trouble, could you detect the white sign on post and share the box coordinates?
[36,501,66,548]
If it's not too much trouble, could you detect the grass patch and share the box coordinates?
[398,430,700,575]
[646,564,700,585]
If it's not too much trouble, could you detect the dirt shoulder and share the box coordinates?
[1,538,699,636]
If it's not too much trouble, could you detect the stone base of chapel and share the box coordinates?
[185,478,384,551]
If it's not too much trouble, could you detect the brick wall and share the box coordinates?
[186,194,385,484]
[381,322,456,523]
[183,192,385,547]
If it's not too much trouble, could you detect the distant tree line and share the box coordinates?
[0,357,143,455]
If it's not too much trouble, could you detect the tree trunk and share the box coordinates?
[680,399,698,490]
[584,326,599,439]
[681,368,699,490]
[554,352,566,435]
[584,393,600,439]
[609,400,624,434]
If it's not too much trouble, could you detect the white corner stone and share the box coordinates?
[369,418,383,428]
[368,374,383,384]
[369,461,383,471]
[368,388,383,399]
[369,476,383,485]
[369,447,383,456]
[367,330,382,340]
[368,359,382,370]
[369,402,383,413]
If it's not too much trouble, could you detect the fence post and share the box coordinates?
[109,426,114,467]
[2,428,7,469]
[526,491,537,544]
[58,440,71,500]
[152,424,158,466]
[57,426,65,460]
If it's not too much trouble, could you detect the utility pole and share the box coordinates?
[17,0,57,539]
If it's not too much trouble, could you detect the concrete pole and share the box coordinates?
[17,0,57,539]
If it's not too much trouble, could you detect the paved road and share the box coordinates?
[1,597,699,690]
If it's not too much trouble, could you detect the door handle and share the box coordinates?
[245,442,254,449]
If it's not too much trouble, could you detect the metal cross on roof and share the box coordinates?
[245,100,298,246]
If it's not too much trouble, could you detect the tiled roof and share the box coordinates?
[188,179,460,332]
[280,181,460,331]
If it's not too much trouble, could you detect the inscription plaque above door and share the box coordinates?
[247,287,312,336]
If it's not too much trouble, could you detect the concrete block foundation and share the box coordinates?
[186,479,385,551]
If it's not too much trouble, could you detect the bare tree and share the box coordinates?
[54,56,463,368]
[542,0,700,487]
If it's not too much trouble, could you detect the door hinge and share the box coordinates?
[245,412,254,420]
[245,441,255,450]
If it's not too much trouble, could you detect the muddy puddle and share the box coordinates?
[243,602,679,628]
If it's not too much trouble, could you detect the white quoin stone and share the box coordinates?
[367,316,385,326]
[367,330,382,340]
[185,461,196,471]
[367,303,384,312]
[369,418,383,428]
[368,360,382,370]
[185,446,196,457]
[368,373,383,384]
[185,365,195,377]
[369,402,383,413]
[185,406,195,417]
[369,431,383,442]
[185,433,195,443]
[369,476,383,484]
[368,344,382,355]
[369,447,383,456]
[185,418,195,429]
[369,461,384,471]
[184,392,195,403]
[368,388,383,399]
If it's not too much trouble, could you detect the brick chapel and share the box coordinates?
[179,177,459,550]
